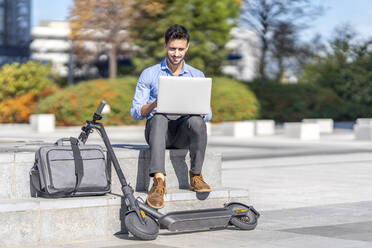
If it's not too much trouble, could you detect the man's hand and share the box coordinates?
[141,100,157,117]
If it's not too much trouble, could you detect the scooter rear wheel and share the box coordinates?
[124,211,159,240]
[228,203,258,230]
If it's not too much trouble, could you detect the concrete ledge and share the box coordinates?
[302,119,334,134]
[30,114,55,133]
[284,122,320,140]
[0,188,249,247]
[111,146,222,194]
[354,118,372,141]
[356,118,372,125]
[0,145,222,199]
[206,122,212,136]
[221,121,254,137]
[354,124,372,141]
[255,120,275,136]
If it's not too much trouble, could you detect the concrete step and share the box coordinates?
[111,144,222,193]
[0,188,250,247]
[0,144,222,199]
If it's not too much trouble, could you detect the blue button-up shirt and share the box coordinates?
[130,58,212,121]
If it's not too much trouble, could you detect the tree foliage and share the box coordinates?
[70,0,133,78]
[0,62,57,123]
[251,80,344,121]
[241,0,322,81]
[130,0,241,76]
[300,24,372,118]
[0,62,55,100]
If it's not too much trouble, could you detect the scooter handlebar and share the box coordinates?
[95,100,106,116]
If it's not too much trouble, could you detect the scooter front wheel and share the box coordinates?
[227,203,258,230]
[124,211,159,240]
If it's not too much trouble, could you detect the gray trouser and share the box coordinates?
[145,114,207,176]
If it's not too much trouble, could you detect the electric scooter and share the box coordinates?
[78,100,260,240]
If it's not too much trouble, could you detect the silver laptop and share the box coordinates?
[156,76,212,115]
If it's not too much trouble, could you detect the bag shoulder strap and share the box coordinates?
[30,163,42,197]
[70,137,84,192]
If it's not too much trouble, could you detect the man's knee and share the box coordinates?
[152,114,168,122]
[186,116,206,134]
[146,114,168,144]
[151,114,168,128]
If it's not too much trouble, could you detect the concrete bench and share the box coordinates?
[110,145,222,194]
[221,121,255,137]
[302,119,334,134]
[0,143,250,247]
[0,187,249,247]
[356,118,372,125]
[206,122,212,136]
[0,145,222,199]
[354,124,372,141]
[254,120,275,136]
[354,119,372,141]
[29,114,55,133]
[284,122,320,140]
[220,120,275,137]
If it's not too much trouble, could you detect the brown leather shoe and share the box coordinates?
[189,172,212,193]
[146,177,166,209]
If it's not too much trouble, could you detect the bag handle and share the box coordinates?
[69,137,84,193]
[55,137,84,146]
[55,138,71,146]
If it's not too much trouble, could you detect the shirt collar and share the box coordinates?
[161,58,189,75]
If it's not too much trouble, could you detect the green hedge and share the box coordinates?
[37,76,259,125]
[0,62,55,100]
[211,77,259,122]
[37,77,139,126]
[250,81,345,122]
[0,62,57,123]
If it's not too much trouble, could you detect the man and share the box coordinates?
[130,24,212,209]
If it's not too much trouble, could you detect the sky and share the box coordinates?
[304,0,372,39]
[32,0,372,40]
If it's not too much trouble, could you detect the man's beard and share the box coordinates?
[167,54,183,66]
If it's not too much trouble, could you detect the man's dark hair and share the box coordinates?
[164,24,190,45]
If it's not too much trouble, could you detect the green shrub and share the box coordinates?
[37,76,259,125]
[0,62,57,123]
[250,81,345,122]
[37,77,140,126]
[211,77,259,122]
[0,61,55,100]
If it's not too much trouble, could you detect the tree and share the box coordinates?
[70,0,133,79]
[241,0,322,81]
[300,24,372,118]
[130,0,241,76]
[270,21,297,81]
[270,21,322,81]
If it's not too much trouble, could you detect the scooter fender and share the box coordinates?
[224,202,260,218]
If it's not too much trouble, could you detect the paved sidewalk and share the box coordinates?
[2,124,372,247]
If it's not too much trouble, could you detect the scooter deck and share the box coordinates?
[159,207,234,232]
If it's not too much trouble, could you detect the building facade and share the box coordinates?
[222,27,259,82]
[0,0,31,65]
[31,21,71,76]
